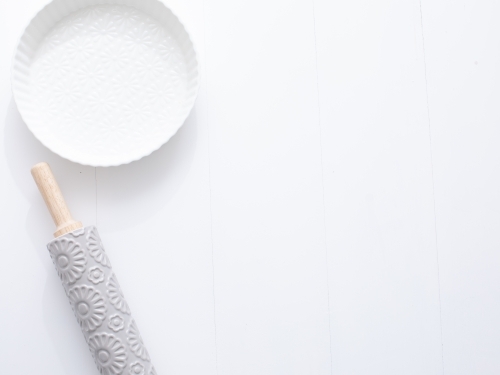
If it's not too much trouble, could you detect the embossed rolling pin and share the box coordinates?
[32,162,156,375]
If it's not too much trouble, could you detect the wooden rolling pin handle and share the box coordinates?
[31,162,83,238]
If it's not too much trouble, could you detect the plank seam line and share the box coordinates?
[203,0,219,372]
[419,2,445,374]
[311,0,333,373]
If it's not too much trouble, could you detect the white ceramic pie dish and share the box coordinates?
[12,0,199,166]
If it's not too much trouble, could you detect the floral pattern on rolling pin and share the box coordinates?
[48,238,86,284]
[70,227,85,237]
[69,285,107,332]
[88,266,105,284]
[87,227,112,267]
[127,319,150,361]
[129,361,145,375]
[47,226,155,374]
[89,332,127,375]
[107,273,131,314]
[108,314,125,332]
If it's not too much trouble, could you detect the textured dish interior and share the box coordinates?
[12,0,198,166]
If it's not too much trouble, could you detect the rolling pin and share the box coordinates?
[32,162,156,375]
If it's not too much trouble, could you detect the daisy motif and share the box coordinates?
[88,88,118,117]
[52,76,82,109]
[113,67,142,98]
[80,5,108,21]
[167,51,187,88]
[87,227,111,267]
[88,333,127,375]
[108,314,125,332]
[89,10,118,40]
[144,17,165,43]
[157,36,176,61]
[109,6,141,33]
[127,319,150,361]
[39,50,71,82]
[62,104,93,137]
[76,61,106,90]
[107,273,130,314]
[129,362,145,375]
[65,12,87,37]
[48,238,87,284]
[68,285,106,332]
[43,28,66,52]
[88,266,105,284]
[122,98,152,127]
[65,35,95,63]
[134,52,165,81]
[94,115,124,146]
[145,76,174,111]
[31,61,55,93]
[100,40,133,73]
[125,23,153,49]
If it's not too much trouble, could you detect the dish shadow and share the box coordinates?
[95,107,198,232]
[4,97,198,233]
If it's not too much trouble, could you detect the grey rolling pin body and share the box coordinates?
[32,162,156,375]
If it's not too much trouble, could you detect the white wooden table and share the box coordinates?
[1,0,499,374]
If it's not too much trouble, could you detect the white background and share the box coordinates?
[1,0,499,374]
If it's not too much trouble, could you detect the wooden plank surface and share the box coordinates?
[0,0,499,374]
[203,0,331,373]
[315,1,443,374]
[421,1,500,373]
